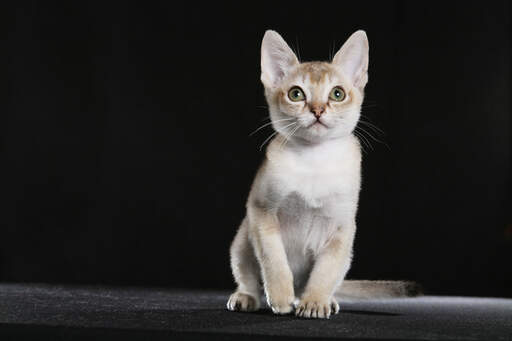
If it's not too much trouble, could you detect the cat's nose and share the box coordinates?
[310,105,326,118]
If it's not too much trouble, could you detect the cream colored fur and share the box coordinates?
[227,30,416,319]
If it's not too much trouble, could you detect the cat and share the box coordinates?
[227,30,419,319]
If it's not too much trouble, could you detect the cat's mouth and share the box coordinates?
[307,119,329,129]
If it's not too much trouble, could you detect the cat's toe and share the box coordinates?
[227,292,260,312]
[295,298,333,319]
[269,298,294,314]
[330,298,340,315]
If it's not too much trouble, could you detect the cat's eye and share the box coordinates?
[288,87,305,102]
[329,86,346,102]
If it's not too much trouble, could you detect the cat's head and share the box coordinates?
[261,30,369,144]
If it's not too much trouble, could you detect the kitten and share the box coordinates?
[227,30,419,319]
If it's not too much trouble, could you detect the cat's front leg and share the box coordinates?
[248,204,295,314]
[296,225,356,319]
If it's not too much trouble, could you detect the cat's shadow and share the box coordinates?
[341,309,401,316]
[253,308,401,317]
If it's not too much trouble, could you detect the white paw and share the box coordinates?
[295,296,340,319]
[266,294,295,314]
[226,292,260,312]
[269,299,294,315]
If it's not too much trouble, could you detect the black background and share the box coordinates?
[4,1,511,297]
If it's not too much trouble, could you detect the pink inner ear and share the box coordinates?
[262,51,296,87]
[261,31,299,87]
[270,61,286,82]
[332,32,368,88]
[335,47,367,87]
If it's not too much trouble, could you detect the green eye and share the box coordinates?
[288,87,305,101]
[329,86,346,101]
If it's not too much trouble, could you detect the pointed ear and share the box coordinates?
[332,30,369,89]
[261,30,299,88]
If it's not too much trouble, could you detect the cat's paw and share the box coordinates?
[265,281,295,314]
[267,295,295,314]
[295,296,339,319]
[226,292,260,312]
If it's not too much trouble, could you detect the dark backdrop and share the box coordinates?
[4,1,511,297]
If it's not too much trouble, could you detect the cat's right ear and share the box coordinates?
[261,30,299,88]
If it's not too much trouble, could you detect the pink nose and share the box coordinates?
[310,105,325,118]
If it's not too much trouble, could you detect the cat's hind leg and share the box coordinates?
[227,217,261,312]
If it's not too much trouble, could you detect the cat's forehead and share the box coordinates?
[288,62,340,85]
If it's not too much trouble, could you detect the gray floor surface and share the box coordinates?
[0,283,511,340]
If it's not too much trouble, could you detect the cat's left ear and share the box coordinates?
[332,30,369,90]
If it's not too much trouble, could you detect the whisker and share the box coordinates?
[259,121,297,151]
[357,125,385,143]
[361,100,378,107]
[331,40,338,61]
[295,36,302,62]
[353,130,368,154]
[355,127,374,151]
[278,122,298,148]
[279,123,300,150]
[359,120,385,135]
[259,131,279,151]
[357,126,390,151]
[249,118,295,136]
[360,103,378,109]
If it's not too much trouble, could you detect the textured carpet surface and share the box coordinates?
[0,283,511,340]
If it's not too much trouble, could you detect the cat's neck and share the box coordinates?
[266,133,360,168]
[271,133,355,152]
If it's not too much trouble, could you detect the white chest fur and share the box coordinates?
[265,137,360,241]
[258,135,361,291]
[266,135,361,215]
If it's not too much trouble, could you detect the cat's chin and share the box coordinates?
[295,126,355,145]
[304,122,330,137]
[292,128,334,144]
